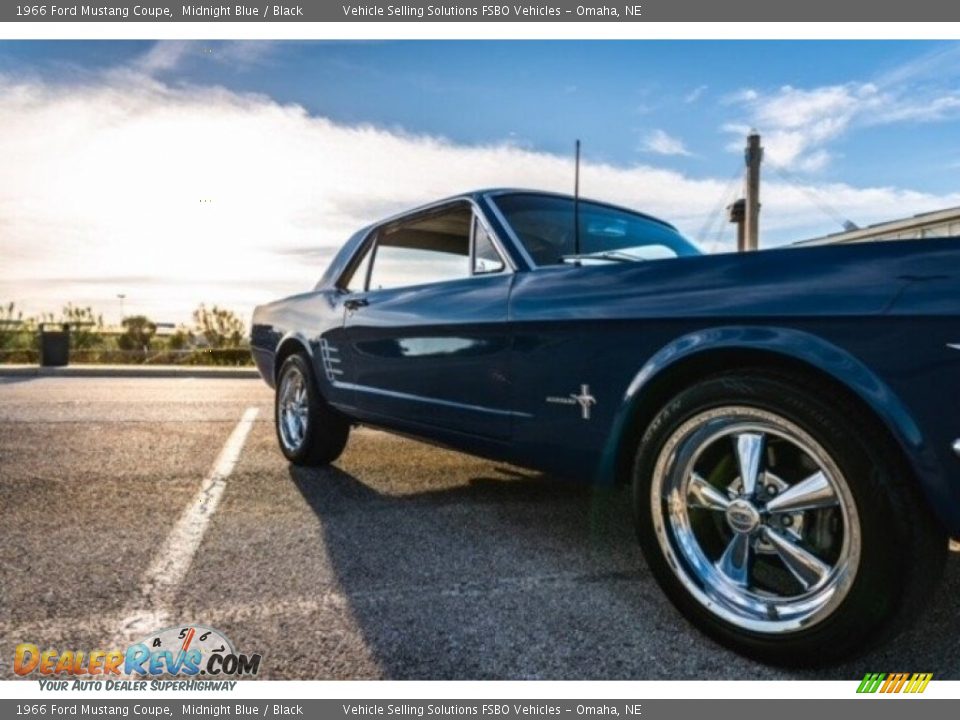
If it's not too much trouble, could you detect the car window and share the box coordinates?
[473,218,505,275]
[367,205,471,291]
[343,243,373,292]
[491,193,701,266]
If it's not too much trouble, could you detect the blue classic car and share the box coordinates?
[251,189,960,664]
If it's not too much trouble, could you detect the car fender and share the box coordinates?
[598,326,940,517]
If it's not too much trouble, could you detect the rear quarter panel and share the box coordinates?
[250,290,344,392]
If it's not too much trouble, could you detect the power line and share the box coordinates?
[766,157,853,230]
[711,172,743,248]
[697,166,744,245]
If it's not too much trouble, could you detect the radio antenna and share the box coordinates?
[573,139,581,256]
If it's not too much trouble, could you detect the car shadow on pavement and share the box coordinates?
[287,463,960,680]
[0,376,39,385]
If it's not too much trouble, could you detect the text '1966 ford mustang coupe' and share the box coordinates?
[251,189,960,665]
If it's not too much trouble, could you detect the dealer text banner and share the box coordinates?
[4,0,960,22]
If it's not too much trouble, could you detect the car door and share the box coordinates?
[338,203,515,441]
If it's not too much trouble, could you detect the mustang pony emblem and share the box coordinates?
[546,384,597,420]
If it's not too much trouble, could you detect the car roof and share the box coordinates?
[381,188,679,232]
[318,188,683,290]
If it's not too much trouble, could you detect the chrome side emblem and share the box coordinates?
[319,338,343,382]
[546,384,597,420]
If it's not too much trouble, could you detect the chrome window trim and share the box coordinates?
[472,205,516,274]
[470,213,508,276]
[335,227,377,292]
[331,189,682,288]
[336,197,515,294]
[357,260,514,298]
[483,191,539,271]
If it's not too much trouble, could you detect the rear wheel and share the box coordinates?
[633,370,946,665]
[275,353,349,466]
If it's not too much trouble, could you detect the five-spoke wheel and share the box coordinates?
[652,407,859,633]
[634,370,946,664]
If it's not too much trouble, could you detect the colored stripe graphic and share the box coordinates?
[857,673,885,693]
[857,672,932,694]
[906,673,933,693]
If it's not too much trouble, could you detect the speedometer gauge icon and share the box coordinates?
[134,625,235,674]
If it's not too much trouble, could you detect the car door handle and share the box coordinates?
[344,298,369,311]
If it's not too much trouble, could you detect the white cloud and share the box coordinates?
[135,41,192,74]
[876,93,960,123]
[684,85,707,103]
[1,72,959,324]
[726,65,960,172]
[642,129,693,157]
[793,149,832,173]
[728,83,884,170]
[753,84,879,130]
[135,40,276,75]
[723,88,758,104]
[875,43,960,87]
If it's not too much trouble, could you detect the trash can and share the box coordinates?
[40,324,70,367]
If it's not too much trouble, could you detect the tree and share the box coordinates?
[118,315,157,356]
[0,302,23,324]
[0,302,42,363]
[192,304,246,349]
[167,325,194,351]
[0,302,27,350]
[59,303,103,349]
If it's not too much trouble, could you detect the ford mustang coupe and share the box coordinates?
[251,189,960,664]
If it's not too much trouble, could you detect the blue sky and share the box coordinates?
[5,40,960,192]
[1,40,959,322]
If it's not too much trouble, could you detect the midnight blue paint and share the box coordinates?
[252,189,960,535]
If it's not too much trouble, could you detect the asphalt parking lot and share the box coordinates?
[1,375,958,680]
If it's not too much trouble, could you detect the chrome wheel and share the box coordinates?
[278,365,309,452]
[651,406,861,634]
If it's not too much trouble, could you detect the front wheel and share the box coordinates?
[275,353,350,466]
[633,370,946,665]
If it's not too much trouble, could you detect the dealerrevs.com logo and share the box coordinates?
[14,625,261,679]
[857,673,933,694]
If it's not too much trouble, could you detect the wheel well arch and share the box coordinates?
[273,336,312,384]
[611,346,917,491]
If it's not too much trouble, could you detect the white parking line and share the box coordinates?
[112,406,259,645]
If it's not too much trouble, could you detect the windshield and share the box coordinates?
[491,193,701,266]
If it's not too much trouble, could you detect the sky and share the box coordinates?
[2,40,960,324]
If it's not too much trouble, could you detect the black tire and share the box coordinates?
[633,368,947,666]
[275,353,350,466]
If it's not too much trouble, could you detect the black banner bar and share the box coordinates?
[3,0,960,22]
[3,699,960,719]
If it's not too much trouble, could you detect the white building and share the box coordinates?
[795,206,960,246]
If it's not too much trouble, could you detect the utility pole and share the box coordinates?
[743,131,762,251]
[727,198,745,251]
